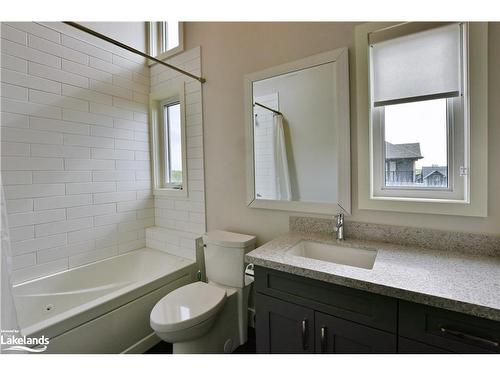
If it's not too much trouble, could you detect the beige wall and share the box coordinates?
[184,22,500,245]
[81,22,148,53]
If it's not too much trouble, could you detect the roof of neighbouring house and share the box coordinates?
[385,142,423,160]
[422,166,448,179]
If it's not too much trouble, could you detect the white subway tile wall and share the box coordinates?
[146,47,205,260]
[1,22,153,283]
[253,93,279,200]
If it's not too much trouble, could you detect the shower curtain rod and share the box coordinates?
[253,102,283,116]
[63,22,206,84]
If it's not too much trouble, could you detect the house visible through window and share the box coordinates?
[162,100,183,189]
[383,99,448,188]
[369,23,467,201]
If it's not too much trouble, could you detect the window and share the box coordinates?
[148,22,183,60]
[383,99,449,188]
[370,23,467,201]
[161,100,182,189]
[150,84,188,197]
[355,22,488,216]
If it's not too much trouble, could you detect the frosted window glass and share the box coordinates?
[163,102,182,187]
[370,24,461,106]
[166,22,179,50]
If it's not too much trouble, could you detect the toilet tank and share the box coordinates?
[202,230,256,288]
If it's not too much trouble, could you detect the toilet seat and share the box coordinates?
[150,282,226,334]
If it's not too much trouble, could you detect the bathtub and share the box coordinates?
[12,248,197,354]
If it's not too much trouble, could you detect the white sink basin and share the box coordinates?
[286,241,377,270]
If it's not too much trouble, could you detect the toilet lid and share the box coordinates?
[150,282,226,333]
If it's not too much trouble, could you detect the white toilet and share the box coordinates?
[150,230,256,353]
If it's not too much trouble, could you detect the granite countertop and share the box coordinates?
[246,231,500,322]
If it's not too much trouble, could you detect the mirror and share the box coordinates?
[244,48,351,215]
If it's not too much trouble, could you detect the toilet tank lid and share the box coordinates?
[203,230,256,248]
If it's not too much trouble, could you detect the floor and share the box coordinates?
[145,328,256,354]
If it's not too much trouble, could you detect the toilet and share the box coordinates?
[150,230,256,353]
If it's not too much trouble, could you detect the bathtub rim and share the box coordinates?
[13,247,185,288]
[13,248,197,339]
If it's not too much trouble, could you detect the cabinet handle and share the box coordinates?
[301,319,308,350]
[320,326,328,353]
[440,327,499,349]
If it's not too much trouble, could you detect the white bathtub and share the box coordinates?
[13,248,197,354]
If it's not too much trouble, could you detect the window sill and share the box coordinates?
[369,195,468,204]
[153,188,188,198]
[147,45,184,66]
[359,195,486,217]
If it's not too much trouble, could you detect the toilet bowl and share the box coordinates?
[150,282,227,343]
[150,230,256,353]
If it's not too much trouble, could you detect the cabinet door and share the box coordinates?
[398,337,451,354]
[315,312,396,353]
[255,293,315,353]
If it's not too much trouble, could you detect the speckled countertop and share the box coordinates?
[246,231,500,322]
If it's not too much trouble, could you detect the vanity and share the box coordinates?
[246,229,500,354]
[242,44,500,354]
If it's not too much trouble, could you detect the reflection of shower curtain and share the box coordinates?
[1,184,20,352]
[273,115,292,201]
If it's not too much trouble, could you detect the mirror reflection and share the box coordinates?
[252,62,338,203]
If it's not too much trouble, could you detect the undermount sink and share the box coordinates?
[286,241,377,270]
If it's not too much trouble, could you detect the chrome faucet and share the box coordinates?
[334,213,344,241]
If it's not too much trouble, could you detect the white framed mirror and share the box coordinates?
[244,47,351,215]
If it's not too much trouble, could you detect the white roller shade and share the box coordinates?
[370,23,462,107]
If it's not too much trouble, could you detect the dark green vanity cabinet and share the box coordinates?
[398,301,500,353]
[254,266,398,353]
[255,294,315,353]
[254,267,500,354]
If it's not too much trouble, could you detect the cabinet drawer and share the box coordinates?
[255,266,397,333]
[399,301,500,353]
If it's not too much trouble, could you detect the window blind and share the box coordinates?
[370,23,462,107]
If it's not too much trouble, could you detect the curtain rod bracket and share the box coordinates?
[63,22,206,84]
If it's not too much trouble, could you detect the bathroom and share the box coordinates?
[1,1,499,374]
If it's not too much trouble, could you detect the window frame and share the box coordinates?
[371,96,465,201]
[355,22,488,217]
[147,21,184,63]
[370,23,467,202]
[149,83,188,197]
[160,98,183,190]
